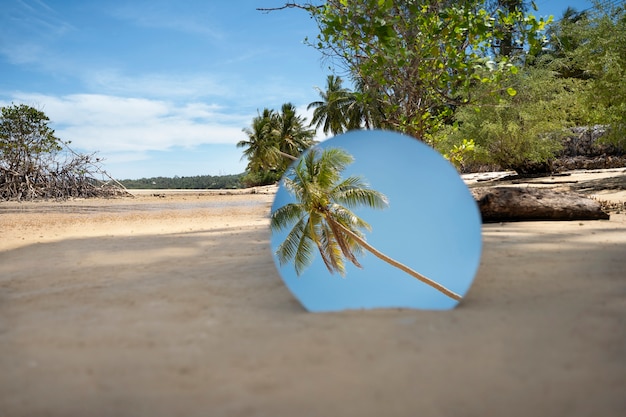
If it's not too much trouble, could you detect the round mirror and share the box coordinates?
[270,130,482,312]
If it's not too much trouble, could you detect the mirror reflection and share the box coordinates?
[270,130,482,312]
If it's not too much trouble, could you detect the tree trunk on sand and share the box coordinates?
[472,187,610,223]
[329,218,462,301]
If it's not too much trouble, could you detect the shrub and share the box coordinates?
[436,67,583,173]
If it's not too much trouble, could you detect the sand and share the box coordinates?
[1,172,625,417]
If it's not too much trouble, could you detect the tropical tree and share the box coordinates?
[308,75,350,135]
[308,74,362,135]
[238,104,315,186]
[0,104,62,172]
[270,146,461,300]
[238,108,280,173]
[275,103,316,170]
[265,1,548,140]
[308,75,383,135]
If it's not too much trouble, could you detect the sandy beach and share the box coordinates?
[1,172,625,417]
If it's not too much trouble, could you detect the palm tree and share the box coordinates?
[308,75,356,135]
[348,76,385,130]
[271,147,461,301]
[238,104,315,184]
[237,108,280,172]
[274,103,316,170]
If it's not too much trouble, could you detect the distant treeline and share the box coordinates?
[119,173,244,189]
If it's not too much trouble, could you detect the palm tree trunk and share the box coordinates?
[277,150,298,161]
[330,219,462,301]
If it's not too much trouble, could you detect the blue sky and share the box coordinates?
[0,0,592,180]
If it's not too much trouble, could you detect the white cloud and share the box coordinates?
[5,93,251,154]
[1,92,331,178]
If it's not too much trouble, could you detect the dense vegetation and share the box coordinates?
[119,173,244,189]
[240,0,626,185]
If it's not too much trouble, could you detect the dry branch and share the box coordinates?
[0,144,130,201]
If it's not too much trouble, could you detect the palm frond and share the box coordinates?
[293,217,318,276]
[325,214,363,270]
[317,221,346,275]
[282,167,310,204]
[331,176,389,210]
[276,216,307,266]
[317,147,353,189]
[328,204,371,233]
[326,207,367,263]
[270,203,305,232]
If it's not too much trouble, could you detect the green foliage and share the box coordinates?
[437,0,626,172]
[308,75,359,135]
[485,0,536,60]
[240,170,282,188]
[443,138,476,171]
[265,1,625,172]
[566,1,626,148]
[120,173,244,189]
[435,66,578,172]
[0,104,62,171]
[306,0,548,139]
[238,103,315,186]
[537,6,591,79]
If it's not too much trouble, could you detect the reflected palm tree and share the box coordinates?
[271,147,461,300]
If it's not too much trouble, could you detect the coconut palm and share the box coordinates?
[348,77,385,130]
[237,108,280,172]
[271,147,461,300]
[238,104,315,185]
[274,103,316,169]
[308,75,356,135]
[308,75,385,135]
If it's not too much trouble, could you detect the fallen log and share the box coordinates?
[471,187,610,222]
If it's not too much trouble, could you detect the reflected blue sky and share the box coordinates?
[270,130,482,312]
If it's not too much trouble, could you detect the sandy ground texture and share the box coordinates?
[1,171,625,417]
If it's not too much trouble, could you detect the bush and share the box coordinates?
[240,169,282,187]
[435,67,584,173]
[567,2,626,149]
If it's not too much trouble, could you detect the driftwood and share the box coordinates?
[472,187,610,222]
